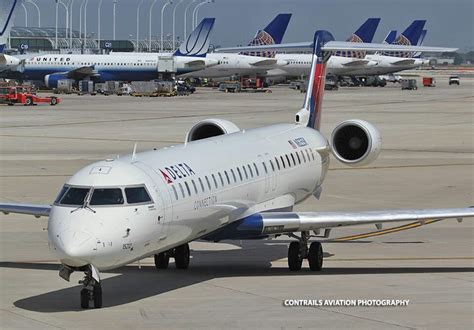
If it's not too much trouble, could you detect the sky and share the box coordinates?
[14,0,474,52]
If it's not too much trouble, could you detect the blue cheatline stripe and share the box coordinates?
[1,0,17,36]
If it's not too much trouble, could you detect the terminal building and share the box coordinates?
[8,27,179,54]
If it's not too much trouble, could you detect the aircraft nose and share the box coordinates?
[51,229,97,267]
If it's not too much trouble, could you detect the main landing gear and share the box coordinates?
[154,243,190,270]
[79,265,102,309]
[287,231,323,271]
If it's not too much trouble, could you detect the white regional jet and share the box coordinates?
[1,31,472,309]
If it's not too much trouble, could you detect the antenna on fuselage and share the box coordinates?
[132,143,138,161]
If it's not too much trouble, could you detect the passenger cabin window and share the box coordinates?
[58,187,89,205]
[237,167,243,181]
[198,178,205,192]
[205,176,212,190]
[125,187,152,204]
[230,169,237,182]
[242,166,249,180]
[285,155,291,167]
[296,152,301,164]
[218,172,224,186]
[90,188,124,205]
[269,159,275,172]
[171,185,179,200]
[184,181,192,196]
[212,174,218,188]
[280,156,286,169]
[247,164,254,178]
[305,149,311,161]
[178,183,185,198]
[253,163,259,176]
[262,162,268,174]
[275,157,281,170]
[191,180,198,194]
[291,153,296,166]
[224,171,231,184]
[301,150,306,162]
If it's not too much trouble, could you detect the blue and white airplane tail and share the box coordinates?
[384,20,426,57]
[0,0,18,53]
[336,18,380,58]
[383,30,397,44]
[174,18,215,57]
[413,29,427,58]
[240,13,292,58]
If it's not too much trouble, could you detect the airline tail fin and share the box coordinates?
[0,0,18,53]
[337,18,380,58]
[174,18,215,57]
[383,30,397,44]
[240,13,292,58]
[349,18,381,43]
[295,30,335,131]
[413,29,427,58]
[385,20,426,57]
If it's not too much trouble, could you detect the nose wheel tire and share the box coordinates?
[93,284,103,308]
[80,288,89,309]
[174,243,190,269]
[154,252,170,269]
[308,242,323,271]
[288,241,303,271]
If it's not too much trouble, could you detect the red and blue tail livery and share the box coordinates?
[304,30,335,131]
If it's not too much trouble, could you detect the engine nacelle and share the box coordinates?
[186,119,240,142]
[330,119,381,167]
[44,73,69,88]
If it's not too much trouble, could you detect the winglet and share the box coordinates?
[295,30,335,131]
[174,18,215,57]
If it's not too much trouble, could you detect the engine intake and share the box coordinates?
[330,119,381,166]
[186,119,240,142]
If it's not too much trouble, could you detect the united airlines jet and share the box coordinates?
[1,32,471,310]
[1,18,218,87]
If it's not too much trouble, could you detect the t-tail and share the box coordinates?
[295,30,335,131]
[239,13,292,58]
[336,18,380,58]
[384,20,426,57]
[0,0,18,53]
[174,18,215,57]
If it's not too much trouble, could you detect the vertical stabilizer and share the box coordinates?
[295,30,335,131]
[240,13,292,58]
[0,0,18,53]
[337,18,380,58]
[174,18,215,57]
[384,20,426,57]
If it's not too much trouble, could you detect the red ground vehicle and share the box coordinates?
[0,86,60,106]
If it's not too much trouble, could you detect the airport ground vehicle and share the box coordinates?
[422,77,436,87]
[0,85,60,106]
[401,79,418,90]
[449,76,460,85]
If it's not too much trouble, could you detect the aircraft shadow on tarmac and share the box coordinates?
[2,241,473,313]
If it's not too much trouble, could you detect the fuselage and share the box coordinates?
[181,53,287,78]
[265,53,425,78]
[48,123,330,270]
[4,53,217,82]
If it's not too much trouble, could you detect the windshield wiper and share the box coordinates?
[70,189,96,214]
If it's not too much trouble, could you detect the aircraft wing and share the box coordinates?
[0,203,51,218]
[390,59,417,66]
[64,66,97,79]
[249,59,278,66]
[342,59,372,67]
[215,42,457,54]
[203,207,474,241]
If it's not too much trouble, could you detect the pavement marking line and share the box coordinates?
[330,219,443,242]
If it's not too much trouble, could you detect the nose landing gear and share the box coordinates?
[154,243,190,270]
[79,264,102,309]
[287,231,323,271]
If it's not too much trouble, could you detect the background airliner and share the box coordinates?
[1,18,219,88]
[181,13,292,79]
[1,30,469,309]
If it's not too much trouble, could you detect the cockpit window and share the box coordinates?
[54,185,69,204]
[59,187,90,206]
[125,187,152,204]
[90,188,124,205]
